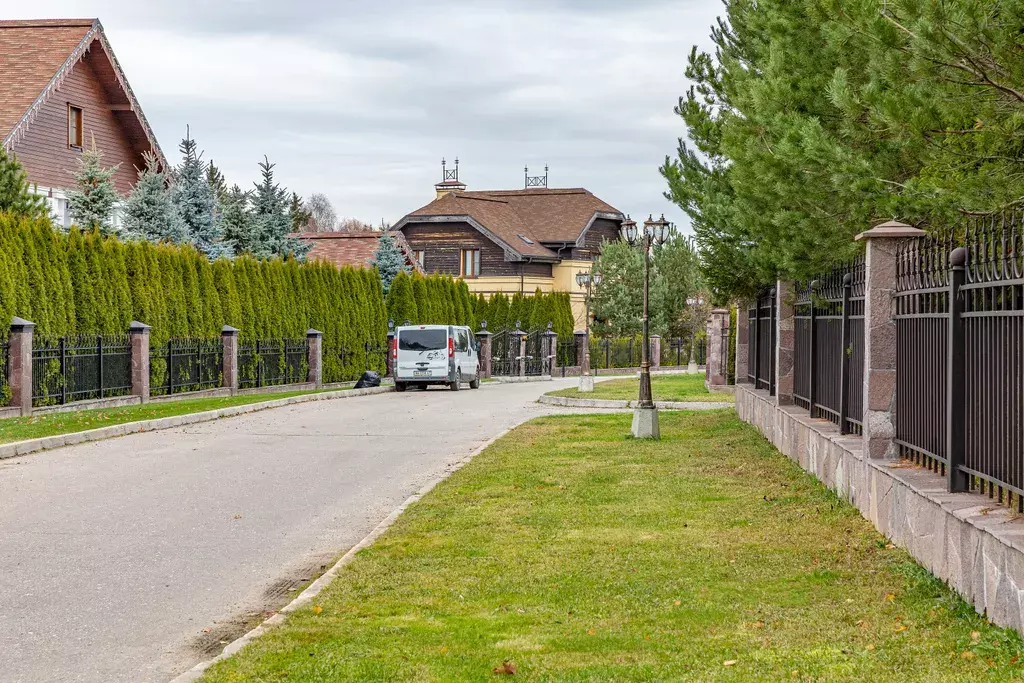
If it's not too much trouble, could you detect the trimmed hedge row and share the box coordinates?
[0,215,392,382]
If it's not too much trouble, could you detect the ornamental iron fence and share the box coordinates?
[747,289,776,394]
[589,336,653,370]
[661,336,705,367]
[793,257,865,435]
[32,334,132,406]
[150,338,223,396]
[238,338,308,389]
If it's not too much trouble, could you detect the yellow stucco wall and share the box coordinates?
[459,258,597,331]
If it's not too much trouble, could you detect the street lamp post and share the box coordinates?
[575,269,602,391]
[622,213,671,439]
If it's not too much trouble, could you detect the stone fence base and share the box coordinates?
[737,384,1024,634]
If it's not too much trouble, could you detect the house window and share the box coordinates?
[68,105,83,148]
[413,250,425,267]
[461,249,480,278]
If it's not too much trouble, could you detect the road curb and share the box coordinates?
[169,425,516,682]
[537,394,733,411]
[0,386,394,462]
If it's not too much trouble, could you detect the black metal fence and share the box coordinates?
[588,336,654,369]
[32,334,132,406]
[792,258,865,435]
[524,330,544,376]
[239,338,308,389]
[150,338,224,396]
[894,216,1024,510]
[661,336,705,367]
[748,289,776,394]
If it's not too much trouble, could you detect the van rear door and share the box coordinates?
[396,327,450,380]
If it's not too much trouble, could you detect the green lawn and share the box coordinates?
[548,372,733,402]
[0,388,351,445]
[202,410,1022,682]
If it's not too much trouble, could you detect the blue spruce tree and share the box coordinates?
[251,156,310,259]
[170,128,232,259]
[371,232,409,294]
[122,152,185,243]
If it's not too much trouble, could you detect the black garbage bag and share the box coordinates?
[354,370,381,389]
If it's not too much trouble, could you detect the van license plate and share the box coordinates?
[413,371,429,377]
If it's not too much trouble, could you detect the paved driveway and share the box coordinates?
[0,380,587,683]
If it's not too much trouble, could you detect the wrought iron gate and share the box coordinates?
[524,330,543,376]
[491,330,515,376]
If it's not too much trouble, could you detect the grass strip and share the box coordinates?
[203,410,1022,682]
[548,373,733,402]
[0,388,349,445]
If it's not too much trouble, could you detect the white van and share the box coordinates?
[392,325,481,392]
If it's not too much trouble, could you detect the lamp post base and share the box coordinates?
[578,374,595,392]
[631,406,660,440]
[687,361,698,374]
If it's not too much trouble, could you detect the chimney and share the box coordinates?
[435,157,466,199]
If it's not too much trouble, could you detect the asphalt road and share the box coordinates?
[0,379,589,683]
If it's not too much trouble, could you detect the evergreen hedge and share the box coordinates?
[0,214,387,382]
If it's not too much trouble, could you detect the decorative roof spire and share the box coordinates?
[525,164,548,188]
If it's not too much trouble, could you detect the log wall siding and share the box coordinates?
[11,46,144,195]
[575,218,621,259]
[402,221,519,277]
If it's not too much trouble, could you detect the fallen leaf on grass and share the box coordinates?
[961,651,975,659]
[312,605,322,615]
[971,631,981,642]
[440,646,448,654]
[885,544,896,550]
[673,600,681,606]
[723,660,738,667]
[894,624,908,633]
[746,621,765,630]
[866,644,876,651]
[492,660,517,675]
[587,629,596,636]
[884,593,895,602]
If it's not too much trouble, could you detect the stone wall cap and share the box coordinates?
[128,321,151,332]
[543,330,558,337]
[221,325,240,335]
[855,221,927,241]
[711,307,729,314]
[650,334,661,339]
[306,329,323,337]
[475,329,492,337]
[574,330,588,336]
[10,316,35,329]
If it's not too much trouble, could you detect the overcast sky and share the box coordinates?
[6,0,720,230]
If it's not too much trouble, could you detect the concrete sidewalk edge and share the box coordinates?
[0,386,394,462]
[168,425,517,682]
[536,394,734,411]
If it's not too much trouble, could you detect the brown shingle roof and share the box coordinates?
[0,19,94,138]
[400,187,622,259]
[0,18,164,164]
[298,232,421,271]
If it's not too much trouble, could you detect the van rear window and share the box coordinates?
[399,329,447,351]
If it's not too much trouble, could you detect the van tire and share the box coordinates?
[469,368,481,389]
[395,382,407,392]
[450,370,462,392]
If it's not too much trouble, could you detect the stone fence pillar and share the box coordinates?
[575,331,589,374]
[706,308,730,386]
[476,327,493,378]
[650,335,661,370]
[129,321,151,403]
[307,329,323,387]
[513,329,527,378]
[386,329,395,377]
[856,221,926,460]
[775,281,796,405]
[543,327,557,376]
[221,325,239,393]
[735,302,749,383]
[9,317,34,416]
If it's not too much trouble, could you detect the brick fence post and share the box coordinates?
[735,302,749,383]
[650,335,661,370]
[128,321,151,403]
[543,326,558,376]
[221,325,239,394]
[9,317,34,416]
[856,221,926,460]
[476,324,493,378]
[307,329,323,387]
[775,281,796,405]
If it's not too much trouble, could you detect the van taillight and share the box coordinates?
[448,336,454,358]
[391,337,397,360]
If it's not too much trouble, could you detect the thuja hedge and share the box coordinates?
[0,215,394,382]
